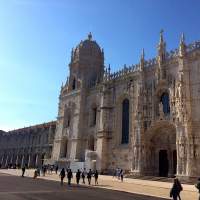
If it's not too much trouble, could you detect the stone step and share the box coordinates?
[125,174,195,185]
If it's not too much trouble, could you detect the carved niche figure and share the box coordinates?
[159,102,164,118]
[133,145,139,170]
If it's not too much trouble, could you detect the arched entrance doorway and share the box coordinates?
[146,122,177,177]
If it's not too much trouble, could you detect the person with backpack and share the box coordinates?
[59,168,65,186]
[195,178,200,200]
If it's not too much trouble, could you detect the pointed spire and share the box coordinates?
[101,48,104,59]
[71,48,74,61]
[108,64,111,74]
[159,29,164,45]
[180,32,185,44]
[179,33,186,57]
[88,32,92,41]
[141,48,145,61]
[157,29,166,64]
[140,48,145,71]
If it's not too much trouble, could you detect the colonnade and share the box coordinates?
[0,151,48,168]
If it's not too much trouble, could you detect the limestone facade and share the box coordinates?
[51,32,200,179]
[1,32,200,179]
[0,121,56,168]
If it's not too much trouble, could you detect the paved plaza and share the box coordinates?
[0,173,169,200]
[0,169,199,200]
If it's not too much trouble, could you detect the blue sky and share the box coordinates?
[0,0,200,131]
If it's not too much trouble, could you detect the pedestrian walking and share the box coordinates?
[42,166,47,176]
[170,178,183,200]
[120,169,124,182]
[87,169,92,185]
[55,165,58,174]
[67,169,73,185]
[50,165,53,174]
[94,170,98,185]
[37,167,40,176]
[76,169,81,185]
[81,168,86,184]
[33,169,38,179]
[59,168,65,186]
[195,178,200,200]
[117,168,120,180]
[112,168,116,178]
[21,166,25,177]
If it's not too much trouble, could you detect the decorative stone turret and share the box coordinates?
[157,30,166,64]
[156,30,167,81]
[139,48,145,71]
[179,33,186,58]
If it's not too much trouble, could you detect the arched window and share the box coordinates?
[161,93,170,114]
[121,99,129,144]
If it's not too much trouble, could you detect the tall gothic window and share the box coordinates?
[92,107,97,126]
[72,78,76,90]
[121,99,129,144]
[88,135,95,151]
[161,93,170,114]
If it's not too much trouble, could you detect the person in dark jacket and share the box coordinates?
[76,169,81,185]
[59,168,65,186]
[94,170,98,185]
[81,168,86,184]
[87,169,92,185]
[120,169,124,182]
[170,178,183,200]
[195,178,200,200]
[55,165,58,174]
[21,166,25,177]
[67,169,73,185]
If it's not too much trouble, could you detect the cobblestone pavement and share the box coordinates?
[0,169,198,200]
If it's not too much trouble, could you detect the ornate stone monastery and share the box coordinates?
[1,32,200,179]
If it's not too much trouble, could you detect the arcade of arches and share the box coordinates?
[0,122,56,168]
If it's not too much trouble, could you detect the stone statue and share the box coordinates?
[159,102,164,118]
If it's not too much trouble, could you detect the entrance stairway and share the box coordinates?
[125,174,195,185]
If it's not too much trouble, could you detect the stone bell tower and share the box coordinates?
[52,33,105,167]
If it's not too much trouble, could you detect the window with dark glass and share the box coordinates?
[92,107,97,125]
[72,78,76,90]
[160,93,170,114]
[121,99,129,144]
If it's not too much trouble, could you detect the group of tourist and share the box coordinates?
[113,168,124,182]
[19,166,200,200]
[59,168,99,186]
